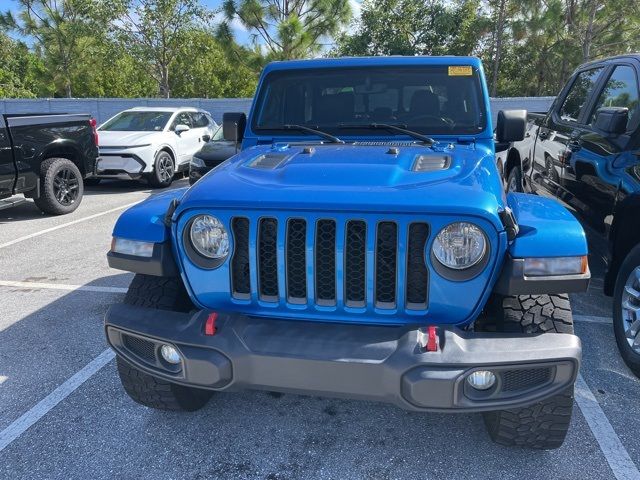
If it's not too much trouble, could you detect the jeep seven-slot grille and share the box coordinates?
[230,217,430,311]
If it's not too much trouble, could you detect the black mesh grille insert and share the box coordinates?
[123,334,156,363]
[406,223,429,308]
[231,217,250,298]
[502,368,552,392]
[258,217,278,301]
[315,220,336,305]
[286,219,307,303]
[345,220,366,307]
[375,222,398,307]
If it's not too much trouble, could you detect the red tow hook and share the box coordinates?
[425,326,439,352]
[204,312,218,336]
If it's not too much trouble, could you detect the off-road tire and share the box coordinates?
[612,244,640,377]
[33,157,83,215]
[146,151,175,188]
[116,274,212,411]
[506,165,523,193]
[478,294,575,449]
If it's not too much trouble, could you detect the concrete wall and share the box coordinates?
[0,97,556,125]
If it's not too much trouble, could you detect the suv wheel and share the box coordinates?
[115,274,213,411]
[477,293,575,449]
[613,244,640,377]
[33,157,84,215]
[147,151,175,188]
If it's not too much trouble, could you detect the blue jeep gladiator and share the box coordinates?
[105,57,590,449]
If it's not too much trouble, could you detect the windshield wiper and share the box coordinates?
[280,124,344,144]
[338,123,435,145]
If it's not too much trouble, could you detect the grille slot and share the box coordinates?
[406,222,429,309]
[123,334,156,363]
[258,217,279,301]
[375,222,398,308]
[286,219,307,303]
[345,220,367,307]
[315,220,337,305]
[502,368,552,392]
[231,217,250,298]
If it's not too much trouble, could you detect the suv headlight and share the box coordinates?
[189,215,229,259]
[190,155,206,168]
[432,222,486,270]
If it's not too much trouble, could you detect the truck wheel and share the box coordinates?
[116,274,212,411]
[147,151,175,188]
[33,157,84,215]
[478,294,575,449]
[613,244,640,377]
[506,166,523,193]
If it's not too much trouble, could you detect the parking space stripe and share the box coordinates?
[0,349,115,453]
[0,280,127,294]
[575,374,640,480]
[574,314,613,324]
[0,202,139,250]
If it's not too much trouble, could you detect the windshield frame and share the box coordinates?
[250,65,488,139]
[98,110,174,132]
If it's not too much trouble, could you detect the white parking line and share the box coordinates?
[0,280,127,294]
[575,374,640,480]
[0,202,139,250]
[0,348,115,453]
[574,314,613,324]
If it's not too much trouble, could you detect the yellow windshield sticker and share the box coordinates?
[448,66,473,76]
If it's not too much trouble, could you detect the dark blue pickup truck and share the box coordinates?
[502,54,640,378]
[105,56,590,449]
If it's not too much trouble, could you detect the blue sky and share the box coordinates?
[5,0,361,48]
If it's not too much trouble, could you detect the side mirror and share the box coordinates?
[175,124,190,134]
[594,107,628,136]
[202,134,211,142]
[223,112,246,142]
[496,109,527,143]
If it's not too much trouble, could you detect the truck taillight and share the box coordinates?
[89,118,98,146]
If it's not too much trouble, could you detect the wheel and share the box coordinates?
[146,151,175,188]
[116,274,212,411]
[84,178,101,186]
[477,294,575,449]
[506,165,523,193]
[33,157,84,215]
[613,244,640,377]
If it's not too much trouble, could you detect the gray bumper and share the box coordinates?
[105,304,581,412]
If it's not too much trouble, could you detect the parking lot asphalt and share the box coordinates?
[0,180,639,480]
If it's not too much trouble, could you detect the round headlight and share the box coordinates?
[432,222,486,270]
[189,215,229,259]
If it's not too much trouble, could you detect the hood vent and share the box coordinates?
[412,154,450,172]
[248,153,290,169]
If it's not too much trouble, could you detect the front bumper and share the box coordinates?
[105,304,581,412]
[96,151,148,178]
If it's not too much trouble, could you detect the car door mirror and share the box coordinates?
[175,124,190,134]
[496,109,527,143]
[202,134,211,142]
[594,107,628,136]
[223,112,246,142]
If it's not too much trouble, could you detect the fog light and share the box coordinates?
[160,344,181,365]
[466,370,496,390]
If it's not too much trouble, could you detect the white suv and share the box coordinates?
[95,107,217,187]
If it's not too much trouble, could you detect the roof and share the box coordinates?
[124,106,206,113]
[578,53,640,70]
[263,55,483,73]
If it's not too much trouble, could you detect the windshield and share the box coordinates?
[99,111,172,132]
[211,125,224,141]
[252,66,487,136]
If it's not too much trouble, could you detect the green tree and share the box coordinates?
[112,0,213,98]
[220,0,352,60]
[334,0,484,57]
[0,32,50,98]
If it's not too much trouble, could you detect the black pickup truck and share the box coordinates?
[501,54,640,376]
[0,113,99,215]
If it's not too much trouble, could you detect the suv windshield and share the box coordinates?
[99,111,172,132]
[253,66,487,136]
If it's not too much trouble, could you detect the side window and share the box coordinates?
[589,65,639,129]
[191,112,210,128]
[171,112,192,129]
[558,67,604,123]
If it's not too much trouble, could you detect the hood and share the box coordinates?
[180,141,506,229]
[196,140,238,163]
[98,130,162,147]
